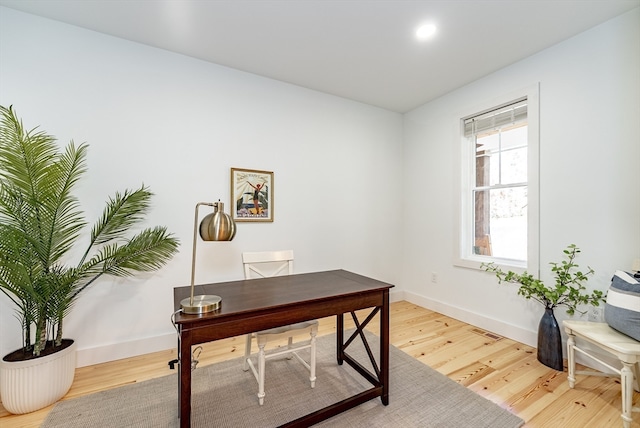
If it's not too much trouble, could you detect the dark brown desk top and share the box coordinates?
[173,269,393,325]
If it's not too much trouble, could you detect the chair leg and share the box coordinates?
[567,333,576,388]
[621,362,634,428]
[243,334,252,371]
[286,336,294,360]
[246,326,319,404]
[258,341,266,405]
[310,325,317,388]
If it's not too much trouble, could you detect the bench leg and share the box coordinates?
[621,362,634,428]
[567,333,576,388]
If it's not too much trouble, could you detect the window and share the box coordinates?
[455,86,539,270]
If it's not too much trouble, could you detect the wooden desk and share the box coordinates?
[173,269,394,427]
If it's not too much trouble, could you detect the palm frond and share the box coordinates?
[70,227,179,299]
[108,226,180,273]
[0,224,41,296]
[0,106,59,196]
[40,142,88,263]
[89,186,152,246]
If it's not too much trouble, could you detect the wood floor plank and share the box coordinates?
[1,301,638,428]
[504,365,570,419]
[449,361,497,386]
[429,333,512,374]
[526,375,625,427]
[479,341,537,369]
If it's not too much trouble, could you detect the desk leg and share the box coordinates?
[179,330,192,428]
[380,290,390,405]
[337,313,344,365]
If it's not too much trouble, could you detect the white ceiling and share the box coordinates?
[1,0,638,113]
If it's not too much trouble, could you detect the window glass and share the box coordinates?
[464,100,530,264]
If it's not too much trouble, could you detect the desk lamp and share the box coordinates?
[180,201,236,314]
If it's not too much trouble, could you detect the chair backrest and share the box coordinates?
[242,250,294,279]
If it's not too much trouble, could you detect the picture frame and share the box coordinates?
[230,168,274,222]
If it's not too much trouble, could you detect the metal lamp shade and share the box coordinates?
[199,202,236,242]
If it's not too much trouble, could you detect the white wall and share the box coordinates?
[402,8,640,347]
[0,7,404,366]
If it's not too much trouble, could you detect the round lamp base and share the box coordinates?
[180,295,222,314]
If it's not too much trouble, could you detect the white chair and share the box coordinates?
[241,250,318,405]
[564,320,640,428]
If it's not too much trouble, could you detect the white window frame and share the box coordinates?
[453,84,540,273]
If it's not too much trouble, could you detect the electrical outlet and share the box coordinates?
[588,306,603,322]
[431,272,438,283]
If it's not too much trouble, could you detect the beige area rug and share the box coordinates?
[43,332,524,428]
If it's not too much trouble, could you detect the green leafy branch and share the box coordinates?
[482,244,604,315]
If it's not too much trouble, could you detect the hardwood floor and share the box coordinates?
[1,301,638,427]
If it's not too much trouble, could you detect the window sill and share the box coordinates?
[454,255,527,272]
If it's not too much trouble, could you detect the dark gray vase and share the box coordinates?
[537,307,563,371]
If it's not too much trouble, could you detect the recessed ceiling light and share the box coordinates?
[416,24,437,40]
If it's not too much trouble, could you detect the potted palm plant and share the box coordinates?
[0,105,180,413]
[482,244,605,371]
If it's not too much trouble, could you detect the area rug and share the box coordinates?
[42,332,524,427]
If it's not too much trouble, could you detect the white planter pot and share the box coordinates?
[0,340,77,414]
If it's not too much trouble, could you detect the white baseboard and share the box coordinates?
[76,333,176,368]
[402,290,538,347]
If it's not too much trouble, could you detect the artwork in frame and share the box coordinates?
[231,168,274,222]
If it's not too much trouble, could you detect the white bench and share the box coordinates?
[564,320,640,428]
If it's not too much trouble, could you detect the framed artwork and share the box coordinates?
[230,168,274,222]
